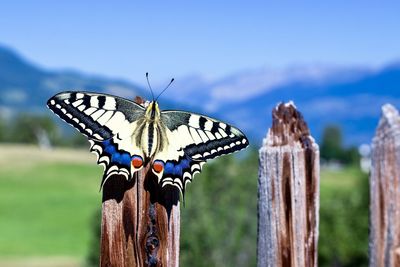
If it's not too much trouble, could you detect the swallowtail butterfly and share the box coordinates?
[47,89,249,196]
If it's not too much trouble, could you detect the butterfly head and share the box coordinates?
[145,101,161,121]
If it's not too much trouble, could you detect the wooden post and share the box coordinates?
[369,104,400,267]
[257,102,319,267]
[100,97,181,267]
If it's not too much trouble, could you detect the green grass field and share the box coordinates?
[0,145,368,266]
[0,145,102,266]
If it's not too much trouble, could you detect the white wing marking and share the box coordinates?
[90,97,99,107]
[91,110,105,120]
[188,114,200,128]
[72,99,83,107]
[103,97,116,109]
[197,129,209,142]
[189,127,202,144]
[84,107,97,115]
[204,120,213,131]
[97,111,113,125]
[219,128,228,137]
[206,131,215,140]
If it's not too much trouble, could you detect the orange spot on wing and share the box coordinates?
[131,156,143,168]
[153,160,164,173]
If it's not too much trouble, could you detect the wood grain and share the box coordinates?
[100,168,180,267]
[369,104,400,267]
[257,102,319,267]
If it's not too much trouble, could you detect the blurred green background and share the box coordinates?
[0,118,368,267]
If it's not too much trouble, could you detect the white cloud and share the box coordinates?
[161,63,373,114]
[210,64,370,103]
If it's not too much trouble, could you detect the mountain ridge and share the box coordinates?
[1,44,399,146]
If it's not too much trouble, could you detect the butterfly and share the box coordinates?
[47,87,249,196]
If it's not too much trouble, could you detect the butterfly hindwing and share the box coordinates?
[89,138,144,188]
[47,91,146,187]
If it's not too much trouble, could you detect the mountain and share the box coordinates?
[162,65,370,111]
[0,45,149,117]
[1,44,399,146]
[165,65,400,146]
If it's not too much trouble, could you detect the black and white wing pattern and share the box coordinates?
[47,91,146,186]
[151,111,249,195]
[47,91,250,195]
[47,91,144,140]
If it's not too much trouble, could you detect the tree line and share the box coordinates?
[0,113,86,147]
[0,113,361,167]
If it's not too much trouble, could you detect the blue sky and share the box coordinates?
[1,1,399,84]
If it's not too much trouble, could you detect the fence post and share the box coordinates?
[369,104,400,267]
[100,97,181,267]
[257,102,319,267]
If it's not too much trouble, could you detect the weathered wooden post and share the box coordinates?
[257,102,319,267]
[369,104,400,267]
[100,98,181,267]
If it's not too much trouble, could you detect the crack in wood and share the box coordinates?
[258,101,319,267]
[369,104,400,267]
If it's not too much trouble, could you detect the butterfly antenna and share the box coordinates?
[146,72,155,101]
[155,78,174,101]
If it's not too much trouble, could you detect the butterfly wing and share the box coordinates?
[151,110,249,195]
[47,91,145,140]
[47,92,249,193]
[47,91,146,186]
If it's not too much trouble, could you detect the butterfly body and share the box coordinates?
[128,101,165,159]
[47,91,249,195]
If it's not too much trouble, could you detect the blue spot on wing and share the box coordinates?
[105,144,116,154]
[164,155,193,177]
[180,159,190,169]
[111,153,121,164]
[174,164,183,176]
[165,162,174,174]
[120,153,131,165]
[103,139,111,146]
[102,140,131,167]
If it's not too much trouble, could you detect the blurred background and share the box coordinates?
[0,1,399,266]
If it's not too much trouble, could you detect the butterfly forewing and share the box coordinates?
[161,111,248,159]
[47,91,145,141]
